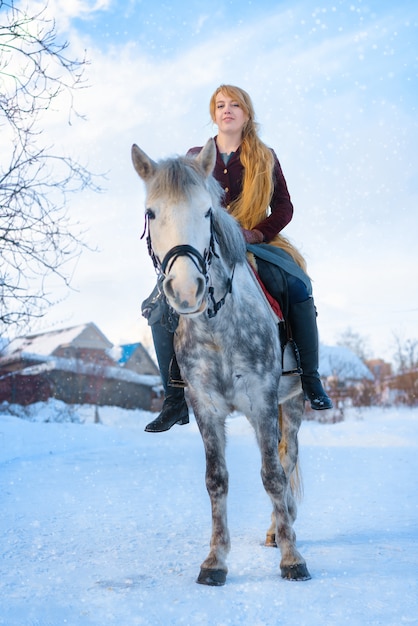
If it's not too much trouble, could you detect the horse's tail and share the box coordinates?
[290,456,303,502]
[270,233,308,274]
[278,406,303,502]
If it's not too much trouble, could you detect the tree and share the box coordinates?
[390,334,418,406]
[393,334,418,374]
[0,0,99,336]
[336,327,370,362]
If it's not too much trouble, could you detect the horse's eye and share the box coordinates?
[205,208,212,218]
[146,208,155,220]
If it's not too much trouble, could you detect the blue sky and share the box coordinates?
[14,0,418,362]
[71,1,414,54]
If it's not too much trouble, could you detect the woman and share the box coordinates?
[144,84,332,433]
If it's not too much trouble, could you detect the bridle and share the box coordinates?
[141,209,235,318]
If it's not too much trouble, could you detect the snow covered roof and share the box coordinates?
[1,323,113,360]
[319,345,373,381]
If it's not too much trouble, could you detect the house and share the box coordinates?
[118,342,160,376]
[0,323,161,410]
[318,345,375,410]
[366,358,392,381]
[382,369,418,407]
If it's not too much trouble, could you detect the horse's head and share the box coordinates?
[132,139,218,316]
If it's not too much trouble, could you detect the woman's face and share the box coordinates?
[214,91,249,136]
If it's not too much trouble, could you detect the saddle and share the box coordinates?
[141,267,302,384]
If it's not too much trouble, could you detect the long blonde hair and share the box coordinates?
[209,84,306,271]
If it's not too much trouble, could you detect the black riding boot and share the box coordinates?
[144,321,189,432]
[288,298,333,411]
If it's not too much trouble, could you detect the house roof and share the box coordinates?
[118,343,141,365]
[1,323,113,361]
[319,345,374,381]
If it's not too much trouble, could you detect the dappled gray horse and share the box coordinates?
[132,139,311,585]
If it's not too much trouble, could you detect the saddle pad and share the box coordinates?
[249,264,284,322]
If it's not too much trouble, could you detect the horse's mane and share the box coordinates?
[149,155,247,268]
[147,157,204,204]
[210,194,247,267]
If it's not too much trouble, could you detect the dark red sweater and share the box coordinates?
[187,141,293,243]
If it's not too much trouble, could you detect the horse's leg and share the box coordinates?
[194,410,230,587]
[266,391,305,546]
[253,405,310,581]
[280,392,305,521]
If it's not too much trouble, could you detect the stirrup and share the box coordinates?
[168,376,187,389]
[168,356,187,388]
[282,338,303,377]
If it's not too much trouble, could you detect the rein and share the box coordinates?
[207,270,234,319]
[141,210,235,319]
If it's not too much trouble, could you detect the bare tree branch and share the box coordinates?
[336,327,370,362]
[0,0,101,336]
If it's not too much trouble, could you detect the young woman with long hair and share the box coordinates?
[144,84,332,433]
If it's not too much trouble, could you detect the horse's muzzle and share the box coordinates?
[163,275,207,315]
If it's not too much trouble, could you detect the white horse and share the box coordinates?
[132,138,311,586]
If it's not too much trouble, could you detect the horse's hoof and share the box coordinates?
[265,533,277,548]
[196,568,227,586]
[281,563,311,581]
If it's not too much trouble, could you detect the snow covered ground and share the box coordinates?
[1,400,417,626]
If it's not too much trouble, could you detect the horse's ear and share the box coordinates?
[131,144,157,181]
[195,138,216,177]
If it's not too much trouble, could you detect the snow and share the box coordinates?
[1,400,417,626]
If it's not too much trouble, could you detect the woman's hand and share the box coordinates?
[241,228,264,244]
